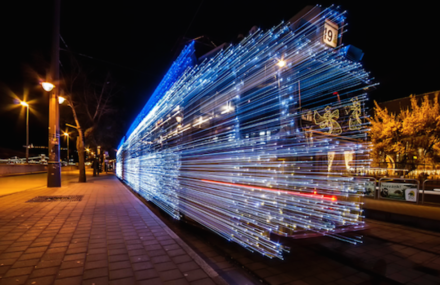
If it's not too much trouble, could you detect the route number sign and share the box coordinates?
[323,20,338,48]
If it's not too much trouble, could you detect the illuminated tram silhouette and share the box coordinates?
[117,5,375,259]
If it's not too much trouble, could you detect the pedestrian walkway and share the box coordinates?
[0,171,227,285]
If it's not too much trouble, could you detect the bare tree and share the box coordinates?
[60,53,121,182]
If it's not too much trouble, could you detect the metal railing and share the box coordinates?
[421,179,440,205]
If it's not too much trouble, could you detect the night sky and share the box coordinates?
[0,1,438,158]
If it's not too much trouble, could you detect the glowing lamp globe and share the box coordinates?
[42,82,55,92]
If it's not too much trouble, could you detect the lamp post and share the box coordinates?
[64,132,69,164]
[20,101,29,164]
[44,0,61,187]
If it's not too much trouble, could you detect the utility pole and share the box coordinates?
[47,0,61,187]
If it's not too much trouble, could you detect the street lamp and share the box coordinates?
[64,132,69,164]
[42,79,61,187]
[20,101,30,164]
[42,0,61,187]
[41,82,55,92]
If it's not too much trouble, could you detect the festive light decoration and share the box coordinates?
[117,5,375,259]
[314,106,342,135]
[346,97,362,130]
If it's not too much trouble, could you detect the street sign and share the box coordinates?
[323,20,338,48]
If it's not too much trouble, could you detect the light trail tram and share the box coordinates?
[117,5,376,259]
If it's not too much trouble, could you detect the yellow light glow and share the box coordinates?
[64,132,69,137]
[41,82,55,92]
[20,101,29,107]
[58,96,66,104]
[277,60,286,67]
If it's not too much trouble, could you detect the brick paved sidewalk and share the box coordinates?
[0,172,227,285]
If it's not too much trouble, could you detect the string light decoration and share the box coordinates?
[314,106,342,135]
[346,97,363,130]
[117,5,376,259]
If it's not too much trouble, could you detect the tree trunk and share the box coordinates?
[76,130,86,182]
[69,100,86,182]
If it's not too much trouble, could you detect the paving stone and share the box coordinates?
[189,278,216,285]
[41,252,65,261]
[88,243,107,249]
[83,267,108,280]
[11,259,40,269]
[128,249,147,256]
[57,267,84,279]
[160,269,185,282]
[29,266,59,278]
[45,247,67,254]
[0,275,29,285]
[63,253,86,261]
[82,276,109,285]
[177,262,199,272]
[86,253,107,262]
[126,244,144,251]
[109,261,131,271]
[59,260,84,270]
[107,243,126,250]
[144,244,162,251]
[163,278,190,285]
[4,266,33,278]
[86,248,107,255]
[183,268,209,282]
[172,255,192,264]
[34,260,62,269]
[134,268,159,280]
[25,275,56,285]
[18,252,44,261]
[155,262,177,272]
[0,252,23,259]
[53,276,82,285]
[65,247,87,255]
[168,249,186,257]
[4,246,28,253]
[108,248,127,256]
[129,254,149,264]
[109,277,136,285]
[24,247,47,254]
[109,268,134,280]
[151,255,171,264]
